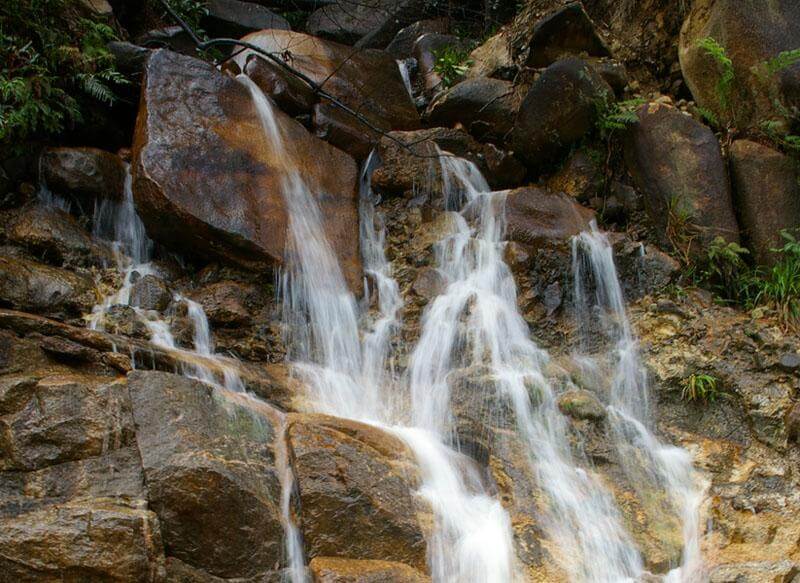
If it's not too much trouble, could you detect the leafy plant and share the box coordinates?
[695,106,719,128]
[665,194,697,263]
[681,373,723,403]
[698,37,735,109]
[432,45,472,88]
[0,0,128,145]
[761,119,800,153]
[765,48,800,75]
[595,97,645,139]
[163,0,208,33]
[702,236,752,302]
[752,230,800,327]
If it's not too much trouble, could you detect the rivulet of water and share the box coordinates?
[572,226,705,582]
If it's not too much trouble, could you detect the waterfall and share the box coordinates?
[407,151,645,582]
[86,167,245,393]
[241,76,520,582]
[572,226,705,582]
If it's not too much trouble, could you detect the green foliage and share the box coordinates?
[698,37,735,109]
[163,0,208,35]
[695,230,800,329]
[695,106,719,128]
[595,97,645,139]
[761,119,800,153]
[665,194,697,263]
[681,373,723,403]
[765,48,800,75]
[0,0,128,145]
[432,45,473,88]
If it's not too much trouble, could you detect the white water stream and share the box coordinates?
[239,75,705,582]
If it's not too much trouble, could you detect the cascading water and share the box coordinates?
[408,150,645,582]
[241,76,520,583]
[572,226,705,582]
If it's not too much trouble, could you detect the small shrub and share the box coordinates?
[698,37,735,110]
[702,236,752,302]
[752,230,800,328]
[432,45,472,88]
[665,195,698,263]
[681,373,723,403]
[595,96,645,139]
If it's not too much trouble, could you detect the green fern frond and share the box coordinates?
[766,48,800,75]
[699,37,735,108]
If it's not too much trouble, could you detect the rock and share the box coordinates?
[313,101,377,162]
[787,403,800,442]
[288,414,428,569]
[467,31,514,79]
[709,560,800,583]
[591,58,628,96]
[504,187,595,247]
[237,30,420,132]
[558,389,606,421]
[778,352,800,373]
[0,374,134,471]
[309,557,429,582]
[6,204,111,267]
[624,102,740,253]
[130,274,171,312]
[511,58,613,173]
[543,281,562,316]
[243,54,317,116]
[129,371,284,579]
[107,41,151,76]
[372,127,524,198]
[729,140,800,266]
[40,335,100,363]
[386,19,449,59]
[306,0,426,47]
[0,503,165,581]
[0,256,95,319]
[412,267,444,299]
[412,33,469,96]
[133,50,362,291]
[679,0,800,128]
[136,26,197,56]
[191,280,254,328]
[426,77,520,143]
[202,0,289,38]
[525,2,611,68]
[40,147,126,211]
[98,304,150,339]
[546,149,603,203]
[609,235,680,299]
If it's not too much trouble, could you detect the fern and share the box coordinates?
[696,106,719,128]
[698,37,735,108]
[766,48,800,75]
[595,97,645,139]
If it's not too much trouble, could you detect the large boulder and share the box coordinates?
[40,147,126,210]
[729,140,800,266]
[0,256,95,319]
[287,414,430,570]
[132,49,362,291]
[625,102,740,254]
[371,127,525,198]
[426,77,520,143]
[504,187,596,247]
[236,30,420,132]
[524,2,611,68]
[511,58,613,173]
[6,204,111,267]
[386,19,450,59]
[202,0,289,38]
[679,0,800,128]
[243,54,317,116]
[306,0,426,47]
[129,371,285,579]
[466,31,514,80]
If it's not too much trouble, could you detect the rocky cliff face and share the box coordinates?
[1,0,799,582]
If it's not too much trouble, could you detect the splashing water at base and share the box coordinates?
[572,225,705,582]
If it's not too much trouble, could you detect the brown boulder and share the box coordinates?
[130,274,172,312]
[202,0,289,39]
[426,77,520,143]
[525,2,611,68]
[310,557,429,582]
[129,371,285,579]
[679,0,800,128]
[243,55,317,116]
[132,49,362,291]
[511,58,613,173]
[0,503,164,581]
[466,31,513,80]
[729,140,800,266]
[546,149,603,203]
[371,127,525,198]
[6,204,111,267]
[313,101,377,162]
[306,0,426,48]
[237,30,420,131]
[386,19,450,59]
[504,187,596,247]
[190,280,255,328]
[288,413,429,569]
[0,256,95,319]
[625,102,740,253]
[41,147,126,210]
